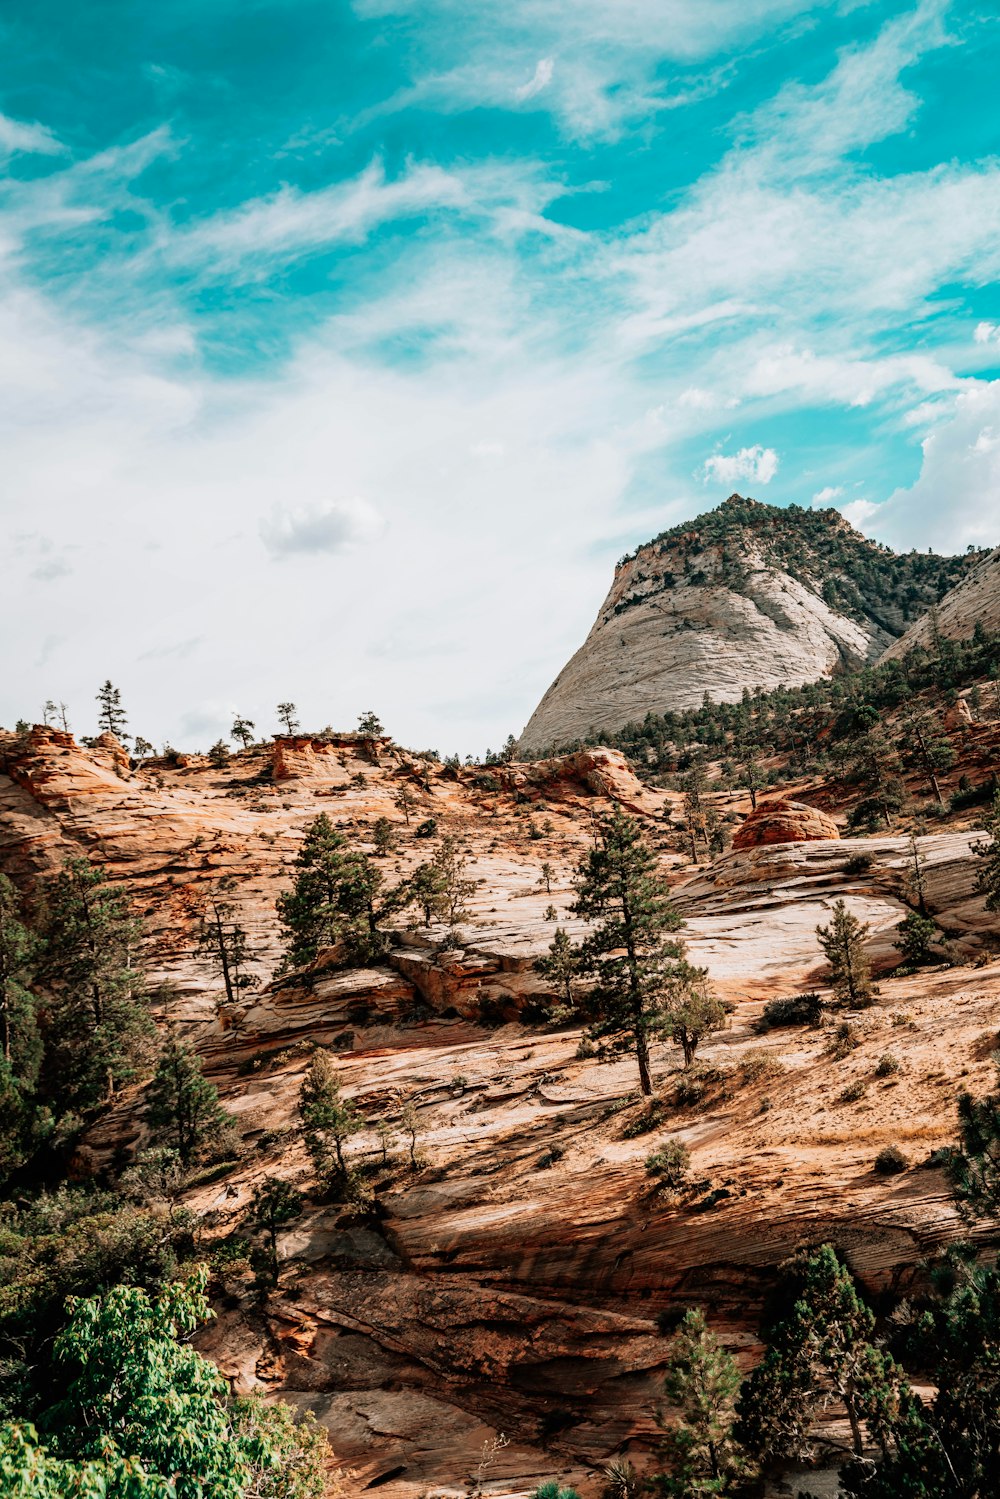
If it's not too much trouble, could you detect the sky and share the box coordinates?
[2,0,1000,756]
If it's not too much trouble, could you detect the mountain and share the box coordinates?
[518,494,974,755]
[879,543,1000,663]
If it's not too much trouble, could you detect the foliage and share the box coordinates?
[948,1064,1000,1218]
[534,927,582,1010]
[973,789,1000,912]
[816,900,875,1007]
[231,715,256,750]
[95,680,129,743]
[276,703,300,734]
[0,876,42,1184]
[874,1145,907,1175]
[249,1178,303,1283]
[145,1034,235,1167]
[572,810,686,1096]
[298,1050,362,1186]
[357,711,383,736]
[893,912,938,966]
[754,992,822,1032]
[198,884,259,1007]
[664,963,727,1067]
[645,1139,691,1190]
[36,858,154,1112]
[277,814,393,969]
[654,1308,744,1496]
[371,817,395,856]
[408,837,476,927]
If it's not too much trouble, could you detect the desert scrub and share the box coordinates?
[827,1021,862,1060]
[874,1144,908,1175]
[738,1050,785,1084]
[645,1138,691,1189]
[839,1078,868,1104]
[875,1052,902,1077]
[754,991,823,1031]
[622,1101,664,1137]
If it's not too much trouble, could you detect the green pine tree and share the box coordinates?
[249,1176,303,1283]
[973,789,1000,912]
[535,927,582,1010]
[664,961,728,1068]
[655,1308,744,1496]
[572,809,686,1096]
[277,814,388,970]
[299,1048,362,1185]
[816,899,876,1007]
[0,876,42,1183]
[36,857,154,1111]
[145,1033,234,1167]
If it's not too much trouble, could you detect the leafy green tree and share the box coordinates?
[973,789,1000,912]
[298,1049,362,1185]
[664,962,727,1068]
[231,715,255,750]
[655,1308,744,1496]
[357,711,384,736]
[277,814,391,969]
[894,912,938,966]
[733,1244,906,1468]
[572,809,686,1096]
[36,859,154,1111]
[145,1033,234,1167]
[249,1177,303,1283]
[816,899,875,1007]
[0,1270,326,1498]
[276,702,300,734]
[198,885,259,1007]
[535,927,581,1010]
[95,680,128,742]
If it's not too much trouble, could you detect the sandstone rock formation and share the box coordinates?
[518,494,972,754]
[733,797,840,849]
[880,543,1000,662]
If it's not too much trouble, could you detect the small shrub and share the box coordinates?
[622,1102,663,1138]
[844,853,875,876]
[839,1079,867,1104]
[874,1144,908,1175]
[575,1038,596,1060]
[755,992,823,1032]
[738,1050,785,1084]
[875,1052,901,1078]
[414,818,437,838]
[602,1458,641,1499]
[828,1021,861,1060]
[645,1138,691,1189]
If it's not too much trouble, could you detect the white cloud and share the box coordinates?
[260,498,385,557]
[975,321,1000,345]
[700,444,778,486]
[516,57,554,102]
[841,498,878,529]
[0,112,64,158]
[812,485,843,506]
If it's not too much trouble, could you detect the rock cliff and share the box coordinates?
[879,544,1000,662]
[518,495,973,755]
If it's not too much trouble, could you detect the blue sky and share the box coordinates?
[2,0,1000,754]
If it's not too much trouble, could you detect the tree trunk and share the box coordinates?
[635,1030,653,1096]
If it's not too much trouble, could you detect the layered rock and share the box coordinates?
[519,495,972,754]
[733,797,840,849]
[880,544,1000,662]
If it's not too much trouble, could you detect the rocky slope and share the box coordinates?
[880,543,1000,662]
[518,495,973,755]
[2,724,999,1495]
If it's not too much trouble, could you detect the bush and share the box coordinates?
[622,1102,663,1137]
[755,992,823,1032]
[645,1138,691,1189]
[602,1457,642,1499]
[875,1052,902,1078]
[738,1050,785,1084]
[844,853,875,875]
[414,818,437,838]
[874,1144,908,1175]
[839,1079,867,1103]
[827,1021,861,1060]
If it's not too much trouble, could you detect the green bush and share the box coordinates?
[645,1139,691,1189]
[755,992,823,1031]
[875,1052,902,1078]
[874,1144,908,1175]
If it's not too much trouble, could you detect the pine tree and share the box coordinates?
[539,861,554,894]
[901,704,955,806]
[249,1177,303,1282]
[277,814,388,970]
[655,1308,744,1496]
[572,809,686,1096]
[535,927,581,1010]
[231,715,256,750]
[846,726,906,829]
[499,734,518,764]
[371,817,395,856]
[973,789,1000,912]
[816,899,875,1006]
[197,885,258,1007]
[0,876,42,1182]
[145,1033,233,1167]
[949,1063,1000,1219]
[276,702,300,734]
[36,857,154,1110]
[299,1049,362,1184]
[357,711,384,737]
[664,961,727,1067]
[400,1100,421,1170]
[733,1244,907,1469]
[734,736,767,812]
[208,739,230,769]
[95,680,129,742]
[894,912,938,965]
[133,736,154,760]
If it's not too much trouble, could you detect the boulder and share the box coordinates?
[733,797,839,850]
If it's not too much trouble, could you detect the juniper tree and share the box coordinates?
[36,857,154,1110]
[816,899,875,1007]
[656,1308,744,1496]
[208,739,230,769]
[733,1244,907,1468]
[299,1048,362,1185]
[276,701,300,734]
[535,927,582,1011]
[277,814,390,969]
[664,962,728,1068]
[198,884,258,1008]
[572,808,686,1096]
[973,789,1000,912]
[894,912,938,966]
[95,679,129,742]
[231,715,256,750]
[357,710,383,737]
[249,1176,303,1282]
[371,817,395,856]
[145,1033,233,1167]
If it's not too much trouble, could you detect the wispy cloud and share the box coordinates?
[260,498,385,558]
[701,444,779,486]
[0,112,64,159]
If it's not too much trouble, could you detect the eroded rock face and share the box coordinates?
[880,545,1000,662]
[733,797,840,849]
